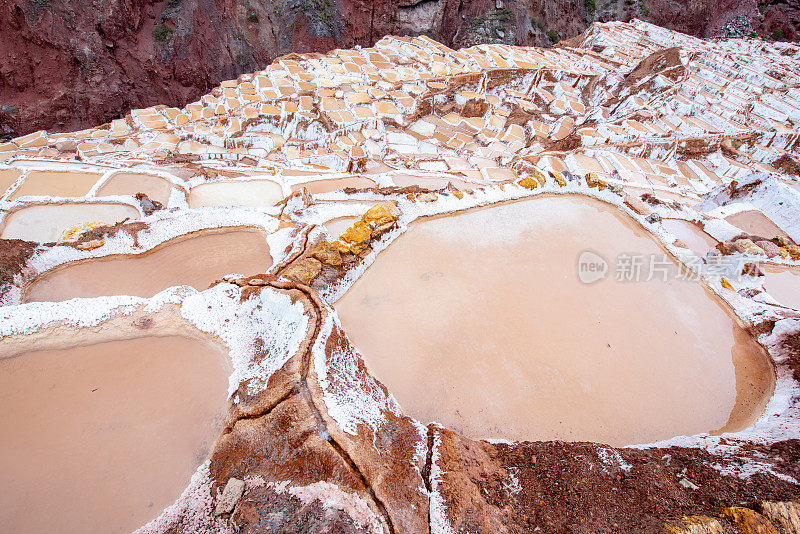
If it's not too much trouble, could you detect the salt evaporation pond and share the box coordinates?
[9,170,102,199]
[661,218,718,256]
[188,180,284,208]
[24,228,270,302]
[96,172,173,205]
[0,335,229,533]
[763,265,800,310]
[336,195,774,445]
[725,210,793,243]
[1,203,140,243]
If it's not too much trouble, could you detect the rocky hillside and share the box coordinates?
[0,0,796,138]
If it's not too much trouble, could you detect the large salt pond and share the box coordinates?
[24,228,271,302]
[0,334,229,533]
[1,203,140,243]
[336,195,774,445]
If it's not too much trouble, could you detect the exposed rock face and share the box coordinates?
[1,0,795,137]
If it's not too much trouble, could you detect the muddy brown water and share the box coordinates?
[336,195,775,445]
[9,170,102,199]
[1,203,140,243]
[725,210,794,244]
[290,176,376,194]
[96,172,173,205]
[0,169,22,196]
[0,335,229,533]
[763,265,800,310]
[24,228,271,302]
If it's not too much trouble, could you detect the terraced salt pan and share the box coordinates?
[390,174,473,190]
[188,180,284,208]
[1,203,140,243]
[0,169,21,196]
[96,172,173,205]
[290,176,376,194]
[763,266,800,310]
[725,210,794,243]
[24,228,270,302]
[336,196,774,446]
[9,170,102,199]
[0,334,229,534]
[661,219,718,256]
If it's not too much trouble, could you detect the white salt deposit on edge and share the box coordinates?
[312,307,403,435]
[181,283,309,395]
[281,481,385,533]
[134,461,232,534]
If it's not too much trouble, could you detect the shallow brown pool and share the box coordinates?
[24,228,271,302]
[763,265,800,310]
[10,170,102,199]
[725,210,793,243]
[335,196,774,445]
[96,172,173,205]
[0,334,229,533]
[661,219,718,256]
[291,176,375,194]
[1,203,140,243]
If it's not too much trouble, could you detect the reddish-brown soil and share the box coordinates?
[0,238,36,286]
[1,0,795,138]
[435,428,800,533]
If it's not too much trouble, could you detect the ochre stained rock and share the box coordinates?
[311,240,343,267]
[282,257,322,285]
[518,177,539,190]
[664,515,724,533]
[585,172,607,190]
[532,169,547,187]
[363,201,400,228]
[339,221,371,255]
[722,507,780,534]
[759,501,800,534]
[550,171,567,187]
